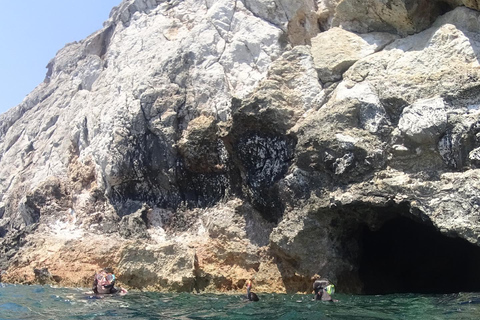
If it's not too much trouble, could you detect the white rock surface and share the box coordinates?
[311,27,398,83]
[398,97,448,145]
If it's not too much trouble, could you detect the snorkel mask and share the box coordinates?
[325,284,335,295]
[96,273,115,282]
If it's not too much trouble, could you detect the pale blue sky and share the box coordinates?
[0,0,121,115]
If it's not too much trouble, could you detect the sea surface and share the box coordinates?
[1,283,480,319]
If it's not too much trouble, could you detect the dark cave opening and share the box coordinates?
[358,216,480,294]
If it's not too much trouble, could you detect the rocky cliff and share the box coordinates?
[3,0,480,294]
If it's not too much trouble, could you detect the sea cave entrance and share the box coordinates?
[357,214,480,294]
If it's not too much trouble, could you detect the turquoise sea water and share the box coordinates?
[1,284,480,319]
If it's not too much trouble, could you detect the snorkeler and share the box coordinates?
[91,268,127,295]
[246,279,259,301]
[312,276,336,302]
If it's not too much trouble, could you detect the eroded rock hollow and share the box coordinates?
[2,0,480,294]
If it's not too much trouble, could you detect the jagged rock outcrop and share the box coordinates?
[3,0,480,295]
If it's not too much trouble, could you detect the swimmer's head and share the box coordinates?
[93,268,116,294]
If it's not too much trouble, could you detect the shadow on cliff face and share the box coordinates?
[233,132,295,223]
[107,127,234,219]
[228,96,298,223]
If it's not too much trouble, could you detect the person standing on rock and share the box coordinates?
[90,267,127,296]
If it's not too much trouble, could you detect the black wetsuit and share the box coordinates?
[247,287,259,301]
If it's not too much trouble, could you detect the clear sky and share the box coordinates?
[0,0,121,115]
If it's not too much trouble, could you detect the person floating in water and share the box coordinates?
[246,278,259,301]
[91,268,127,296]
[312,275,336,302]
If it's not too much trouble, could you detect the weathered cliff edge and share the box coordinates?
[3,0,480,294]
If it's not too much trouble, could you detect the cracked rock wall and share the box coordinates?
[2,0,480,294]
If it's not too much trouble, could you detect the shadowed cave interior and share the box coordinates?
[358,215,480,295]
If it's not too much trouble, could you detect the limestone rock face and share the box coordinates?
[311,27,398,83]
[398,97,448,145]
[332,0,462,35]
[3,0,480,294]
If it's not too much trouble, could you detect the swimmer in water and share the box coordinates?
[91,268,127,295]
[312,275,337,302]
[246,279,259,301]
